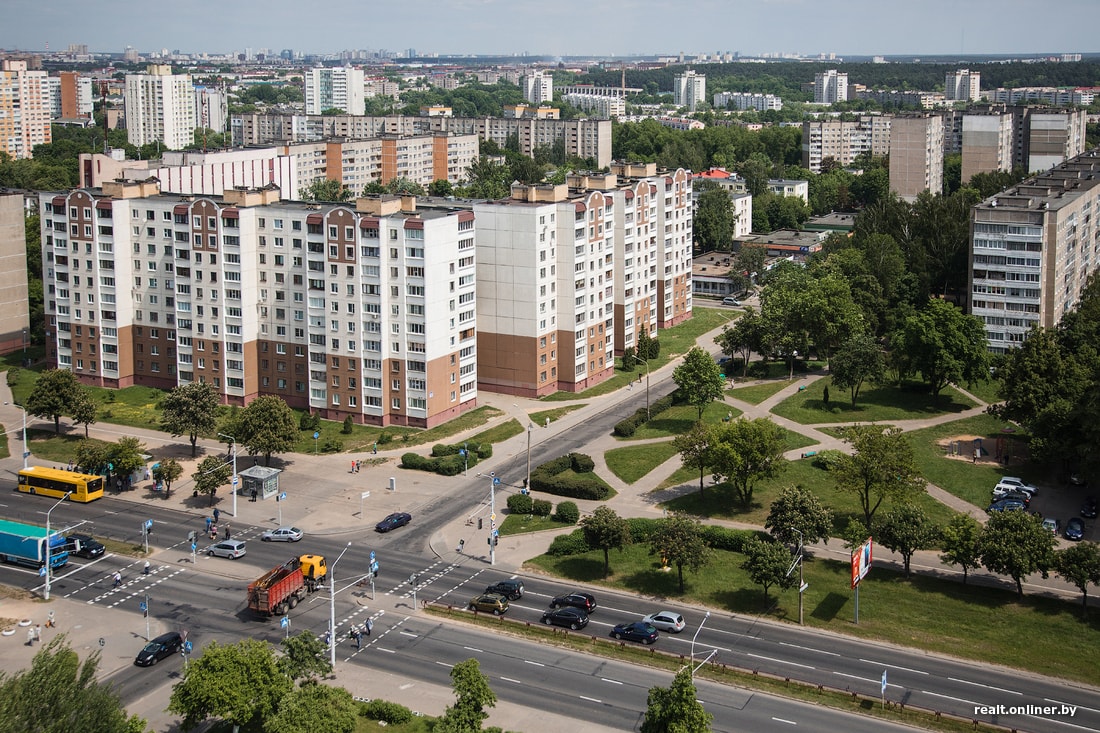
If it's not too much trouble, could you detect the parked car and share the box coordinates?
[64,533,105,559]
[207,539,246,559]
[468,593,509,615]
[611,621,659,644]
[540,607,589,630]
[1081,498,1099,519]
[550,591,597,613]
[722,297,741,306]
[1069,474,1088,487]
[1041,517,1062,536]
[987,499,1027,513]
[997,477,1038,496]
[375,512,412,533]
[261,526,304,542]
[994,489,1031,507]
[992,483,1036,500]
[642,611,686,633]
[134,631,183,667]
[484,578,524,600]
[1065,517,1086,541]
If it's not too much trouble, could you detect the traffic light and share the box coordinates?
[477,518,483,530]
[493,536,499,547]
[188,530,196,542]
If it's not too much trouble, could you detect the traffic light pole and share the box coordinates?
[489,472,496,566]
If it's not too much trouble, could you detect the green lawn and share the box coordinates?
[466,418,524,446]
[524,543,1100,684]
[727,380,795,405]
[528,405,586,426]
[958,377,1002,406]
[770,378,977,425]
[605,441,679,484]
[781,427,819,452]
[499,513,574,536]
[619,401,742,441]
[648,428,815,491]
[661,456,960,536]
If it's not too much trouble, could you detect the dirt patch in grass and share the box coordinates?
[937,433,1028,466]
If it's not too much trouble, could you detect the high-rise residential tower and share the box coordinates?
[304,66,366,116]
[124,65,197,150]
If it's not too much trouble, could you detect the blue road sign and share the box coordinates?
[191,543,197,552]
[369,550,376,562]
[145,519,153,529]
[881,669,887,693]
[459,449,466,456]
[139,601,147,612]
[370,561,379,573]
[184,640,193,653]
[38,567,46,577]
[279,492,286,501]
[280,616,289,628]
[493,477,501,485]
[313,431,320,440]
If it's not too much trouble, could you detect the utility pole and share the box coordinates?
[218,433,238,517]
[489,472,497,566]
[43,491,72,600]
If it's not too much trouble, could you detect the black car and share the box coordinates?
[1081,498,1098,519]
[375,512,412,533]
[550,591,597,612]
[987,498,1027,513]
[65,533,105,559]
[611,621,659,644]
[134,631,183,667]
[1065,517,1086,541]
[540,607,589,631]
[484,578,524,600]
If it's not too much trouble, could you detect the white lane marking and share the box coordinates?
[579,695,602,704]
[601,678,623,685]
[747,653,815,670]
[922,690,981,706]
[858,659,929,675]
[771,717,797,725]
[524,660,545,667]
[376,647,395,654]
[399,630,418,638]
[435,661,454,669]
[463,646,483,653]
[947,677,1022,695]
[779,641,840,656]
[500,677,522,685]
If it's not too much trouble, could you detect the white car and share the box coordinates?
[642,611,686,633]
[261,526,304,542]
[995,477,1038,496]
[207,539,246,559]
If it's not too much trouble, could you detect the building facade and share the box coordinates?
[1027,110,1087,173]
[304,66,366,115]
[521,71,553,105]
[0,60,52,160]
[945,69,982,102]
[673,71,706,112]
[561,94,624,119]
[889,114,945,202]
[0,192,30,354]
[124,65,196,149]
[813,70,848,104]
[40,185,477,427]
[712,92,783,111]
[961,112,1015,183]
[970,149,1100,352]
[801,116,891,172]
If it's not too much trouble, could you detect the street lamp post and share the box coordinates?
[463,441,468,477]
[525,423,535,491]
[328,541,352,670]
[489,473,496,566]
[689,610,711,677]
[641,358,651,420]
[44,491,72,601]
[789,528,805,626]
[217,432,238,517]
[4,402,28,470]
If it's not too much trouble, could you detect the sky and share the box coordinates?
[2,0,1098,58]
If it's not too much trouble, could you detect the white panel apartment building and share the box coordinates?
[522,71,553,105]
[814,70,848,104]
[673,71,706,112]
[970,149,1100,353]
[0,60,52,159]
[40,185,476,427]
[561,94,625,119]
[124,65,197,149]
[712,92,783,111]
[945,69,981,102]
[304,66,366,115]
[801,116,891,172]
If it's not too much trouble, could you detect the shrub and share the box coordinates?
[532,499,552,517]
[477,443,493,459]
[701,525,763,552]
[625,517,659,543]
[507,493,533,514]
[554,501,579,524]
[341,415,354,434]
[377,432,394,445]
[432,443,459,457]
[547,530,591,556]
[613,418,637,437]
[321,439,343,453]
[569,453,595,473]
[529,453,613,501]
[400,453,428,469]
[6,367,20,386]
[812,449,846,471]
[359,700,413,724]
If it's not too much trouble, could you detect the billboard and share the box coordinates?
[851,537,873,588]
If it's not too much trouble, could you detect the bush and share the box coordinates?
[377,432,394,445]
[613,418,637,437]
[359,700,413,724]
[477,443,493,459]
[547,529,591,556]
[625,517,659,543]
[812,449,846,471]
[532,499,552,516]
[321,439,343,453]
[701,525,764,552]
[529,453,613,501]
[400,453,428,470]
[507,493,533,514]
[341,415,354,434]
[569,453,595,473]
[554,501,579,524]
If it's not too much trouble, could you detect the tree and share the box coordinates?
[265,684,357,733]
[230,395,298,466]
[672,421,712,495]
[192,455,231,506]
[640,667,713,733]
[636,324,659,361]
[648,514,713,594]
[151,458,182,498]
[730,245,766,294]
[672,347,725,420]
[939,513,983,585]
[1054,542,1100,613]
[0,636,147,733]
[714,307,764,379]
[740,536,798,604]
[979,510,1057,597]
[25,368,81,433]
[167,639,291,732]
[428,179,454,197]
[70,389,98,438]
[693,183,735,252]
[301,178,353,202]
[890,299,990,396]
[765,485,833,547]
[434,658,497,733]
[708,417,787,508]
[74,439,110,475]
[107,437,147,484]
[278,630,332,683]
[580,506,631,577]
[829,333,885,406]
[834,425,925,532]
[876,504,938,578]
[160,382,220,458]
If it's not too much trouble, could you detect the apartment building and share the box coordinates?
[124,65,196,149]
[304,66,365,115]
[522,71,553,105]
[0,60,52,159]
[194,86,229,134]
[813,70,848,104]
[232,113,613,168]
[673,71,707,112]
[39,185,476,427]
[559,84,643,99]
[889,114,944,201]
[945,69,982,102]
[990,87,1094,107]
[970,149,1100,353]
[57,71,93,120]
[800,116,891,172]
[1027,110,1087,172]
[712,92,783,112]
[961,112,1015,183]
[561,94,625,119]
[0,192,30,354]
[690,169,753,239]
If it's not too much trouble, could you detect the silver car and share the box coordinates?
[207,539,246,559]
[261,526,304,542]
[643,611,686,633]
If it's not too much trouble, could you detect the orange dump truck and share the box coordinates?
[247,554,327,616]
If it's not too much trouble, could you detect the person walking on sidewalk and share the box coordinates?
[213,507,220,524]
[365,617,373,636]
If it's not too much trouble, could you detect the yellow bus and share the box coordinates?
[17,467,105,503]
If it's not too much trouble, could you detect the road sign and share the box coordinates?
[493,477,501,485]
[191,543,197,552]
[881,669,887,693]
[232,476,238,487]
[370,561,379,573]
[280,616,289,628]
[459,448,466,456]
[38,567,46,577]
[369,551,376,562]
[799,581,809,593]
[139,601,147,612]
[184,640,192,653]
[145,519,153,529]
[489,471,495,477]
[22,451,29,459]
[279,492,286,501]
[492,529,498,537]
[313,431,320,440]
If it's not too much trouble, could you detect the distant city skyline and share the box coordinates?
[3,0,1098,59]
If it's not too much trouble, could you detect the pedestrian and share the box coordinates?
[209,525,217,541]
[213,507,220,523]
[223,523,231,540]
[366,618,373,636]
[112,571,122,588]
[372,442,377,455]
[628,382,633,390]
[973,448,979,464]
[143,560,151,576]
[46,611,55,628]
[351,460,356,473]
[33,624,41,643]
[250,488,257,502]
[26,627,34,646]
[205,516,213,532]
[458,539,465,553]
[354,628,362,649]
